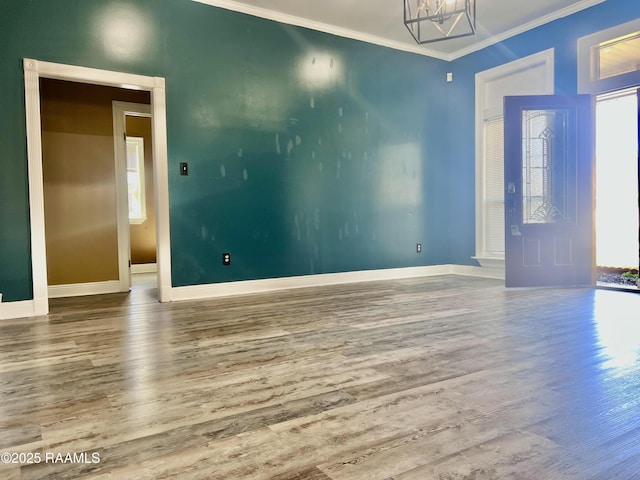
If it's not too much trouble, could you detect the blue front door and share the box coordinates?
[504,95,594,287]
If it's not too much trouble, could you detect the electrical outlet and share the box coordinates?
[416,243,422,253]
[222,252,231,266]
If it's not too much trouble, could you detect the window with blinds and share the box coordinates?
[483,117,505,255]
[474,49,554,268]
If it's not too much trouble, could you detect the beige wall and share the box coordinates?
[41,79,150,286]
[126,116,157,265]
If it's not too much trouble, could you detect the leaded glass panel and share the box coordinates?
[522,109,574,224]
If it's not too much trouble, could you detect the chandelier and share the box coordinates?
[404,0,476,45]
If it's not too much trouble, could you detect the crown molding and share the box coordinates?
[191,0,450,60]
[193,0,606,62]
[447,0,606,60]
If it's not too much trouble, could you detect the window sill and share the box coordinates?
[472,256,505,270]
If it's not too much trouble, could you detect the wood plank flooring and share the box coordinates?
[1,275,640,479]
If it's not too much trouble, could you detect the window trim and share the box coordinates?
[474,49,555,269]
[578,18,640,95]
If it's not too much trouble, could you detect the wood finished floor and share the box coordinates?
[1,275,640,479]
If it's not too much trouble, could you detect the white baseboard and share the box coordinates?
[451,265,505,280]
[48,280,122,299]
[172,265,453,301]
[0,264,504,320]
[131,263,158,274]
[0,301,36,320]
[171,264,503,302]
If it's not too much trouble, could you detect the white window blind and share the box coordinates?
[483,117,505,255]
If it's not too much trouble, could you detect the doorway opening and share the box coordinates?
[24,58,171,316]
[595,88,640,290]
[126,119,158,291]
[40,80,154,299]
[125,112,159,296]
[113,101,158,295]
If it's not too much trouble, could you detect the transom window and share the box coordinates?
[578,18,640,95]
[596,32,640,81]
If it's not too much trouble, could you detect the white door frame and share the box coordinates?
[112,101,152,293]
[24,59,172,315]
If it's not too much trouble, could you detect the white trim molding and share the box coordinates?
[191,0,450,60]
[23,59,49,316]
[0,301,36,321]
[474,48,555,273]
[113,101,153,293]
[23,59,172,315]
[192,0,604,61]
[48,281,121,299]
[1,264,502,319]
[451,0,605,60]
[453,264,505,280]
[171,264,504,302]
[471,256,505,270]
[132,263,158,274]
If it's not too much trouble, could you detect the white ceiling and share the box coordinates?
[194,0,605,60]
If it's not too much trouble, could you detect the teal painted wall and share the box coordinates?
[447,0,640,266]
[4,0,636,302]
[0,0,448,300]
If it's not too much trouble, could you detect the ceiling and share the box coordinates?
[193,0,605,60]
